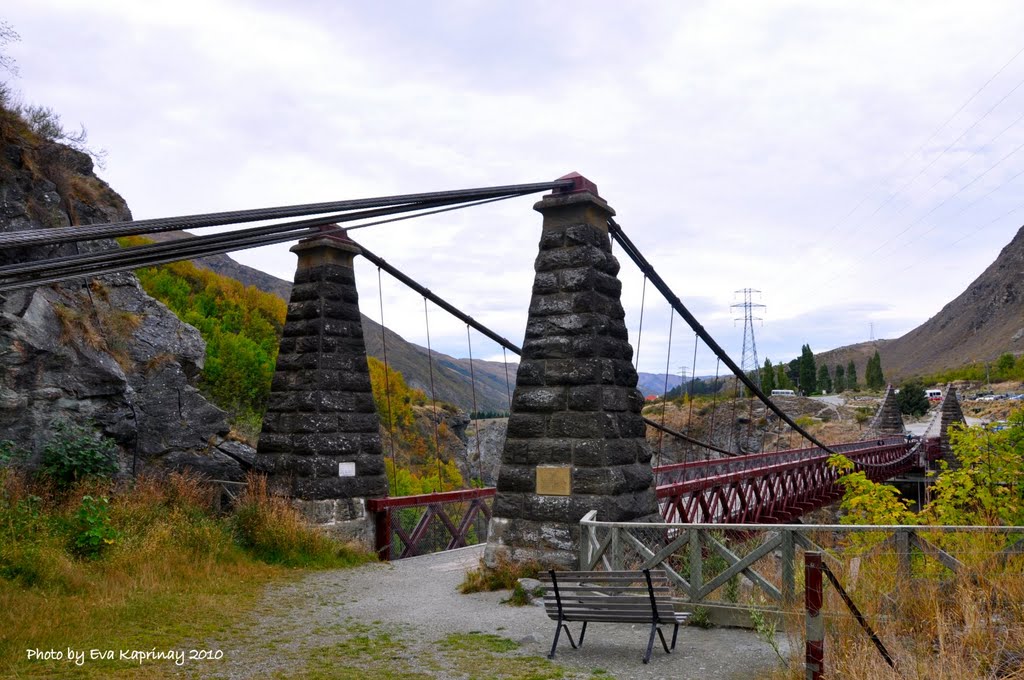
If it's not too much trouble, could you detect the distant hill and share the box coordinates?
[161,233,516,412]
[817,225,1024,381]
[636,372,684,397]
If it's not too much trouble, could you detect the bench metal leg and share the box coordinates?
[643,624,674,664]
[644,623,657,664]
[671,623,680,651]
[548,620,583,659]
[656,626,672,654]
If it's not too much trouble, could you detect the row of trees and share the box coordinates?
[759,347,886,395]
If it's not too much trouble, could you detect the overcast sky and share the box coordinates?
[5,1,1024,377]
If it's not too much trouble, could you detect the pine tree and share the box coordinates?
[761,358,776,393]
[834,364,845,393]
[799,344,817,395]
[846,359,858,391]
[786,358,801,387]
[817,364,832,394]
[895,379,929,417]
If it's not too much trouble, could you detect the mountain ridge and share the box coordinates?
[815,225,1024,381]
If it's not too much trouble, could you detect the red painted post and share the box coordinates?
[373,509,392,562]
[805,551,824,680]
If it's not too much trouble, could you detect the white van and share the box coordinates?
[771,389,796,397]
[926,389,942,402]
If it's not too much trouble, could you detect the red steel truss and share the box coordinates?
[366,438,916,559]
[653,436,915,524]
[367,487,495,561]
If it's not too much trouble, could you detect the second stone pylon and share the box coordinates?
[484,174,659,570]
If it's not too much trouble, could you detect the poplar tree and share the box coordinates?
[846,359,858,391]
[799,344,817,395]
[817,364,832,393]
[834,364,845,393]
[865,350,886,390]
[775,363,794,390]
[761,357,776,393]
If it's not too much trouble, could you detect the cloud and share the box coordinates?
[6,0,1024,376]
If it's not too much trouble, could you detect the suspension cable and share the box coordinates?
[634,275,648,370]
[422,297,443,491]
[685,332,699,440]
[377,267,398,496]
[466,325,484,487]
[643,417,739,458]
[501,347,513,413]
[0,194,540,293]
[608,218,835,454]
[708,358,722,460]
[0,180,573,249]
[656,309,675,482]
[355,242,521,355]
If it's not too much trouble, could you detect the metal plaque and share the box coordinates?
[536,466,571,496]
[338,461,356,477]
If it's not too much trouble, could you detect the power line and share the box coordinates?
[815,42,1024,243]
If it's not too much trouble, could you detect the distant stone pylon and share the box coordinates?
[938,384,966,469]
[867,385,906,435]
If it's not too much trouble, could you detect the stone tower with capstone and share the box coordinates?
[255,227,387,549]
[868,385,906,435]
[484,174,659,570]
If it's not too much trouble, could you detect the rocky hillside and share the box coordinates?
[817,225,1024,381]
[0,107,252,479]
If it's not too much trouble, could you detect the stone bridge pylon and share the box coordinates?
[483,174,659,570]
[867,384,906,436]
[255,227,387,549]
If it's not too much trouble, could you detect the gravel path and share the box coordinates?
[180,545,791,680]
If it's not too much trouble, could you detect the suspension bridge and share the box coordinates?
[0,173,959,565]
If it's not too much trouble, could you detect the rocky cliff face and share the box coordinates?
[464,417,506,485]
[0,118,253,479]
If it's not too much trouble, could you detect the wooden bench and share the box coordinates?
[539,569,690,664]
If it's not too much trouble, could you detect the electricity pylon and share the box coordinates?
[731,288,765,394]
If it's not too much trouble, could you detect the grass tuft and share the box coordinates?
[231,473,375,569]
[459,553,542,594]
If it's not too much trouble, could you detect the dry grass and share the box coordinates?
[232,473,375,569]
[50,291,142,371]
[0,470,374,678]
[723,532,1024,680]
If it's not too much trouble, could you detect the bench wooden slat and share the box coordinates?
[542,585,672,594]
[542,568,688,664]
[545,598,675,607]
[545,570,669,577]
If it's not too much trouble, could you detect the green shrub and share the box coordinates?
[70,495,119,559]
[40,422,119,486]
[0,440,28,467]
[689,605,713,628]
